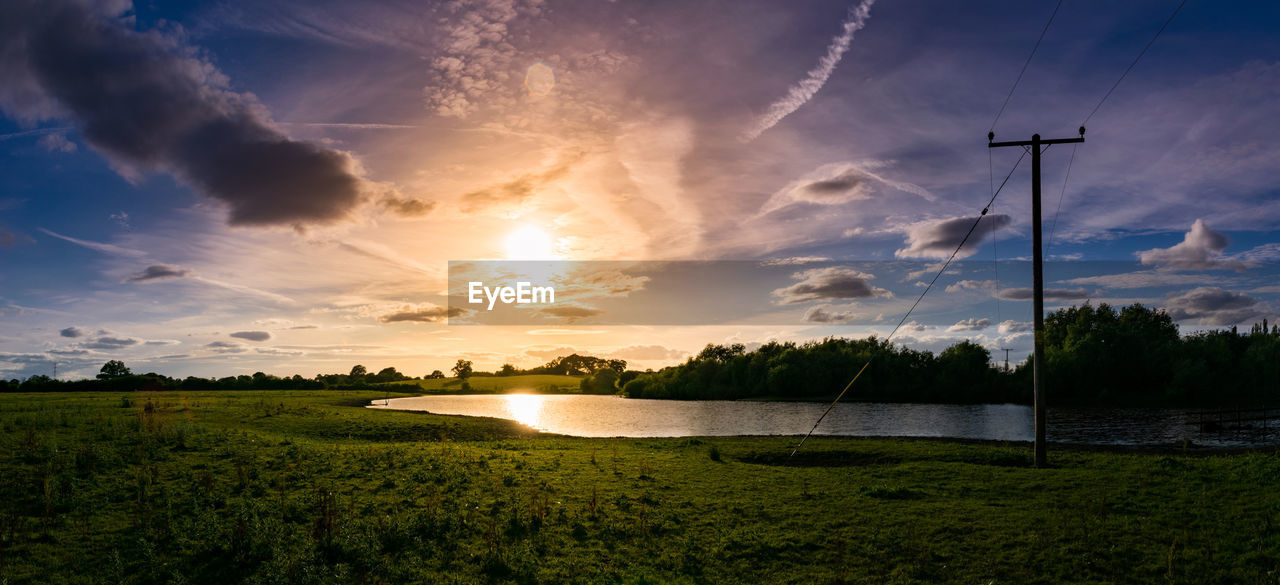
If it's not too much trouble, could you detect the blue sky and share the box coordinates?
[1,0,1278,379]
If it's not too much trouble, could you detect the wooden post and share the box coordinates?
[989,129,1084,468]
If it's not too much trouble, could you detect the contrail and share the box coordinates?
[742,0,876,142]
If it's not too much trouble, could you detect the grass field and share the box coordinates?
[0,390,1277,584]
[384,374,584,395]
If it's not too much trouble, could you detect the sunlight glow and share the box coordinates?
[503,393,545,428]
[504,225,556,260]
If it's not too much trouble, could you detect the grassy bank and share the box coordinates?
[385,374,584,395]
[0,390,1277,584]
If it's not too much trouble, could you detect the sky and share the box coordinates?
[1,0,1279,380]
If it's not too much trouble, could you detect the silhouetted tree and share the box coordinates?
[97,360,131,380]
[452,359,473,380]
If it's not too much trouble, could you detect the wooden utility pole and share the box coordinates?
[988,128,1084,468]
[1000,348,1012,372]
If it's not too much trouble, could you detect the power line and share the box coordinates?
[990,0,1065,132]
[1081,0,1190,126]
[791,148,1029,456]
[1045,142,1079,253]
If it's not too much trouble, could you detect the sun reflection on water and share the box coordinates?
[503,393,545,428]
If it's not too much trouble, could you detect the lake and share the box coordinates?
[369,394,1276,447]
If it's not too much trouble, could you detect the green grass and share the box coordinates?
[0,390,1277,584]
[386,374,584,395]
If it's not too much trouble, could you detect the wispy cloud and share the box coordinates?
[38,228,147,258]
[742,0,876,141]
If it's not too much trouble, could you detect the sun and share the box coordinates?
[504,225,556,260]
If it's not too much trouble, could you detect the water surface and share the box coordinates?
[369,394,1276,447]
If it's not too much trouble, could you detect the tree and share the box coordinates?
[97,360,131,380]
[498,363,518,376]
[349,364,368,378]
[374,367,408,383]
[425,370,445,379]
[452,359,473,380]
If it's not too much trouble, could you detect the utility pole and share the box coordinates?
[988,128,1084,468]
[1000,348,1012,372]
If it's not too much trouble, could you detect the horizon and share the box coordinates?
[2,0,1279,380]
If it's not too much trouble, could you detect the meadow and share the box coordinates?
[0,389,1277,584]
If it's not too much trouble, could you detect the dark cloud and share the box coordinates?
[382,196,436,217]
[772,267,891,304]
[59,326,85,338]
[379,305,466,323]
[538,306,604,322]
[204,341,246,354]
[803,305,857,324]
[895,215,1011,259]
[800,169,875,200]
[1162,287,1263,325]
[229,330,271,342]
[996,288,1091,301]
[126,264,191,282]
[1138,219,1247,270]
[0,0,375,226]
[82,336,139,350]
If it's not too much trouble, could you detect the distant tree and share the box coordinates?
[452,359,473,380]
[373,367,408,383]
[349,364,368,378]
[498,363,518,376]
[97,360,131,380]
[425,370,445,379]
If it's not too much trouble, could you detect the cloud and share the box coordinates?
[996,288,1091,301]
[1062,270,1222,289]
[895,215,1011,259]
[538,306,604,322]
[1138,219,1247,270]
[743,0,876,140]
[1162,287,1264,325]
[459,155,579,213]
[423,0,547,118]
[759,161,933,215]
[229,330,271,342]
[82,336,139,350]
[947,318,992,333]
[524,346,579,361]
[378,304,466,323]
[37,132,75,153]
[803,304,858,324]
[609,345,688,361]
[37,228,146,257]
[59,326,85,338]
[0,0,379,226]
[255,347,303,356]
[760,256,831,266]
[900,320,930,332]
[126,264,192,283]
[772,266,891,304]
[997,320,1032,334]
[381,196,436,217]
[205,341,247,354]
[944,280,997,293]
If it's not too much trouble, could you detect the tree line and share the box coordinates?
[620,304,1280,408]
[5,303,1278,407]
